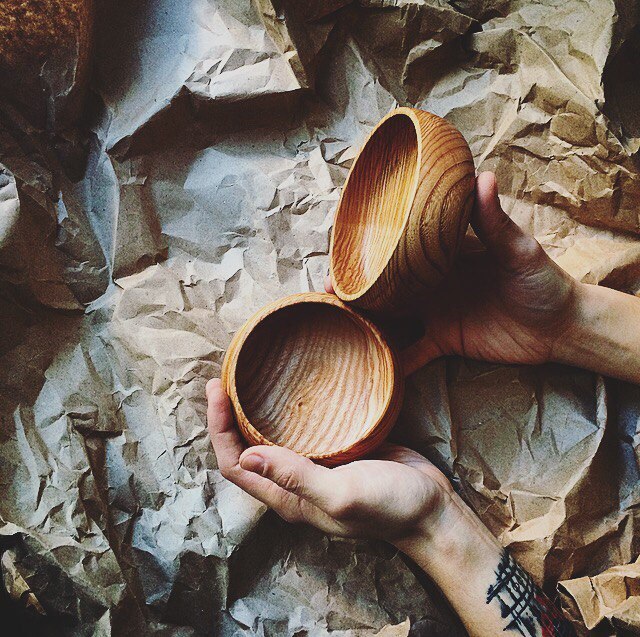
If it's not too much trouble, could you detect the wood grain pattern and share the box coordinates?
[330,107,475,314]
[221,293,404,466]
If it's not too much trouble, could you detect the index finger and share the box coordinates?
[401,334,445,376]
[206,378,245,476]
[206,379,305,512]
[324,274,334,294]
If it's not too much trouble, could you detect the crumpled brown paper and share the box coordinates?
[1,0,639,635]
[558,557,640,635]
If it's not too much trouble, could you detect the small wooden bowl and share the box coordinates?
[221,293,404,466]
[221,109,474,464]
[330,107,475,313]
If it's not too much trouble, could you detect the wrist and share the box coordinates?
[551,282,640,384]
[549,281,593,367]
[392,486,502,583]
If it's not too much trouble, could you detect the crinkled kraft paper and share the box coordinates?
[0,0,639,635]
[559,557,640,635]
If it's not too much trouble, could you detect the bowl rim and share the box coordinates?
[329,107,422,303]
[222,292,401,462]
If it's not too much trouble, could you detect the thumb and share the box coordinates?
[471,172,542,272]
[401,334,445,376]
[239,445,340,511]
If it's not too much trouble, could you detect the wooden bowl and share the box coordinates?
[221,293,404,466]
[330,107,475,314]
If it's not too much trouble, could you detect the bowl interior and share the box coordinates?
[235,302,394,456]
[331,113,418,299]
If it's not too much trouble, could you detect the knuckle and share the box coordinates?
[528,239,546,262]
[277,509,298,524]
[493,211,514,234]
[516,234,542,257]
[277,467,303,495]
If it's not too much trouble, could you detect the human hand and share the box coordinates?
[328,171,579,375]
[206,378,455,545]
[206,378,576,637]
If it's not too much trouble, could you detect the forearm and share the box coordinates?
[394,490,574,637]
[553,283,640,385]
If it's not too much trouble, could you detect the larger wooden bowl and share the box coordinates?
[221,293,404,466]
[330,107,475,314]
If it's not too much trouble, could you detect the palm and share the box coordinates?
[416,239,576,367]
[206,380,452,545]
[398,173,578,374]
[284,446,448,541]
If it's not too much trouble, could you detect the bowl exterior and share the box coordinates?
[331,107,475,314]
[220,292,404,467]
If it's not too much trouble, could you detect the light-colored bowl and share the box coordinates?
[330,107,475,314]
[221,292,404,466]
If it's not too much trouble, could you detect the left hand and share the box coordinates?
[206,378,454,544]
[206,382,578,637]
[327,172,579,376]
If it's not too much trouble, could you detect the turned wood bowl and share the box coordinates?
[221,108,473,464]
[221,293,404,466]
[330,107,476,314]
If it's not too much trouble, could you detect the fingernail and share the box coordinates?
[240,453,266,476]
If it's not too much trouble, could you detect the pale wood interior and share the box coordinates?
[235,303,393,455]
[332,114,418,298]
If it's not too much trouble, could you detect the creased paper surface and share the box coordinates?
[559,557,640,635]
[1,0,640,635]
